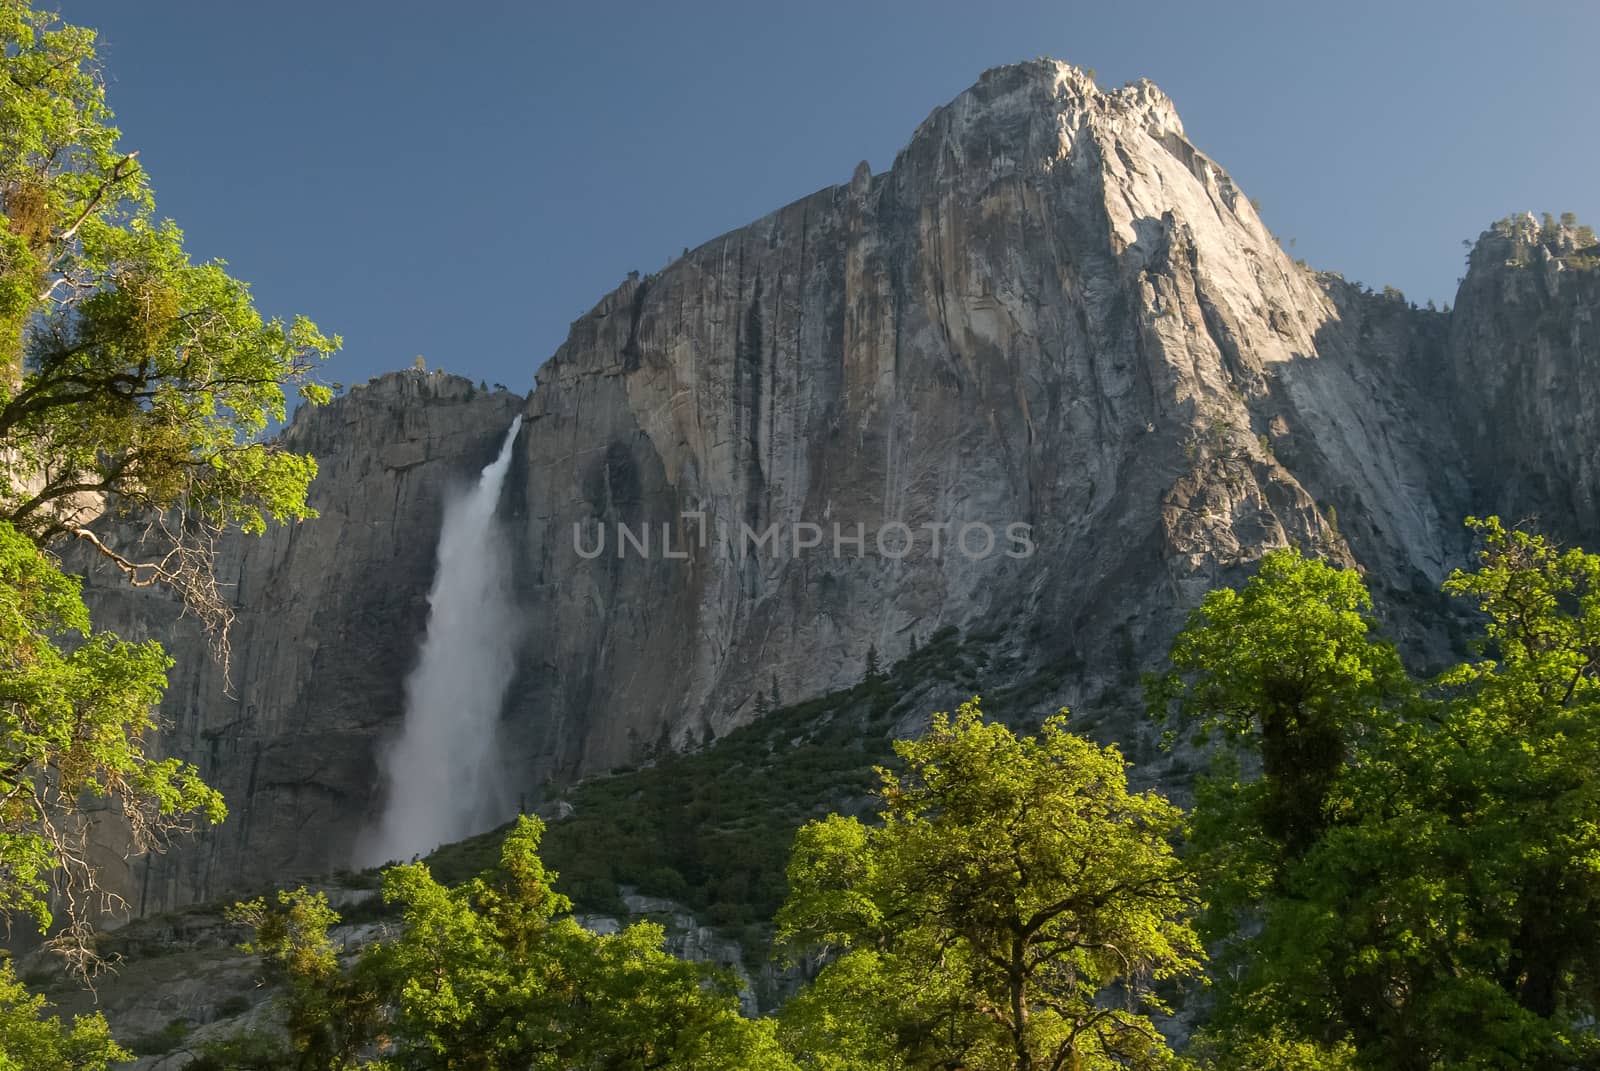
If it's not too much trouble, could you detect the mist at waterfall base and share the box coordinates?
[358,417,524,867]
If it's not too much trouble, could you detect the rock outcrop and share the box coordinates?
[1446,214,1600,534]
[78,61,1599,916]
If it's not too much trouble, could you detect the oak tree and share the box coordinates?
[0,0,334,981]
[777,702,1202,1071]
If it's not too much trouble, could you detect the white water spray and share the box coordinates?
[359,416,524,866]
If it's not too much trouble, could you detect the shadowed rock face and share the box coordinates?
[77,374,525,912]
[1446,215,1600,535]
[78,60,1598,914]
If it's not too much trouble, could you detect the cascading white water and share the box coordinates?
[358,416,524,866]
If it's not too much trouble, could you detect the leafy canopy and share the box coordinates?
[0,0,337,637]
[233,816,795,1071]
[0,519,223,968]
[0,0,334,978]
[777,701,1203,1071]
[0,958,126,1071]
[1149,547,1409,860]
[1159,525,1600,1069]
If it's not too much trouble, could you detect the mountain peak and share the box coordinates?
[90,58,1600,927]
[906,59,1184,160]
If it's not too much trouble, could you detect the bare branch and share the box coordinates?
[69,514,236,681]
[52,151,139,246]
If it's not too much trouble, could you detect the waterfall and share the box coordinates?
[358,416,524,866]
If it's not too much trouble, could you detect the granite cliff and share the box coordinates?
[75,60,1598,916]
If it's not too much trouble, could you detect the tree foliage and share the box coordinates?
[1159,524,1600,1069]
[0,958,126,1070]
[233,816,794,1071]
[0,0,337,641]
[1150,547,1409,861]
[0,520,224,968]
[0,0,333,985]
[777,701,1202,1071]
[227,887,379,1071]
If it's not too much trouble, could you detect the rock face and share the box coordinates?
[78,374,524,911]
[1446,214,1600,534]
[80,61,1599,914]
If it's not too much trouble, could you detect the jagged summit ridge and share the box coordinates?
[901,60,1184,167]
[553,56,1288,409]
[559,61,1192,341]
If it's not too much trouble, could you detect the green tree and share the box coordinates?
[0,520,224,970]
[179,1032,296,1071]
[236,817,794,1071]
[0,958,126,1070]
[227,888,381,1071]
[1,0,336,608]
[1432,516,1600,1044]
[1149,549,1424,1064]
[1185,1027,1357,1071]
[1146,550,1412,1059]
[777,701,1202,1071]
[0,0,334,977]
[1162,525,1600,1068]
[1149,547,1408,861]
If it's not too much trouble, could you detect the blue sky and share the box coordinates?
[59,0,1600,392]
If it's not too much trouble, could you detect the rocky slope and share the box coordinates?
[77,60,1598,917]
[27,882,774,1068]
